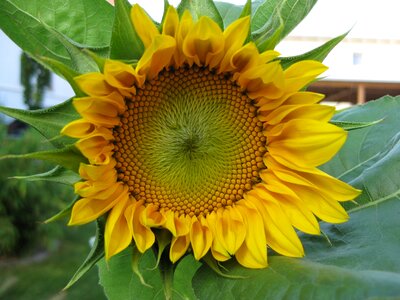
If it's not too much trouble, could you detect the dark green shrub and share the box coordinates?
[0,122,74,256]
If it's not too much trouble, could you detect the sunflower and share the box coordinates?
[61,4,360,268]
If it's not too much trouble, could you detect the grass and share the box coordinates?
[0,222,106,300]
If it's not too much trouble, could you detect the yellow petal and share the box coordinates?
[78,160,116,181]
[125,201,155,253]
[61,119,98,139]
[69,184,127,226]
[265,155,360,202]
[173,10,193,67]
[73,97,122,127]
[170,234,190,263]
[237,61,284,99]
[246,192,304,257]
[284,60,328,93]
[206,212,231,261]
[190,216,212,260]
[140,203,166,227]
[215,206,246,255]
[105,194,131,260]
[267,119,347,167]
[235,201,267,268]
[136,35,176,85]
[131,4,159,47]
[259,104,335,124]
[183,16,224,67]
[169,214,191,262]
[255,177,320,235]
[218,17,250,73]
[75,180,119,199]
[162,6,179,37]
[75,73,114,96]
[76,133,114,165]
[104,60,137,97]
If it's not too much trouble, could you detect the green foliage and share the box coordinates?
[0,123,74,256]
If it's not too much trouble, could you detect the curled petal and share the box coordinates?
[61,119,98,139]
[104,60,137,96]
[237,61,284,99]
[75,73,114,97]
[131,4,159,47]
[73,95,125,127]
[136,35,176,85]
[169,215,191,262]
[78,160,116,181]
[125,201,155,253]
[183,16,224,67]
[69,184,127,226]
[218,17,250,73]
[235,201,267,268]
[162,6,179,37]
[206,212,230,262]
[76,133,114,165]
[215,207,246,255]
[105,194,131,259]
[173,10,193,67]
[190,216,212,260]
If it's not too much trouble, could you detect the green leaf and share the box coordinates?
[11,165,80,186]
[110,0,144,61]
[253,12,284,51]
[0,99,78,148]
[40,57,84,96]
[0,145,86,173]
[0,0,113,73]
[214,1,242,28]
[279,32,348,69]
[64,218,105,290]
[330,118,383,131]
[321,96,400,208]
[193,95,400,299]
[177,0,224,29]
[251,0,317,49]
[98,249,201,300]
[45,195,78,224]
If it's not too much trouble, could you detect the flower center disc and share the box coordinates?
[113,66,266,217]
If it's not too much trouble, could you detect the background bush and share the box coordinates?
[0,121,74,256]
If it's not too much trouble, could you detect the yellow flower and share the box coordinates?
[62,5,360,268]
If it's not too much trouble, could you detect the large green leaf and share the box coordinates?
[110,0,144,61]
[192,96,400,299]
[321,96,400,208]
[98,249,201,300]
[0,0,113,73]
[177,0,224,29]
[0,99,78,148]
[252,0,317,50]
[215,1,242,28]
[279,32,348,69]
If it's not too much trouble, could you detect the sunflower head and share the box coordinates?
[61,4,360,268]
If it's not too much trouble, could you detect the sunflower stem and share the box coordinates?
[158,247,175,300]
